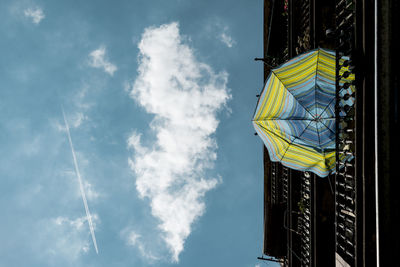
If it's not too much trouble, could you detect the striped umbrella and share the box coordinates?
[252,48,353,177]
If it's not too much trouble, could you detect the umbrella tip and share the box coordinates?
[254,132,258,136]
[256,94,260,98]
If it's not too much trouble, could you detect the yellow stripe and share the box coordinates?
[255,74,287,120]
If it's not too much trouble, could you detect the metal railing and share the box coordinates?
[292,1,313,266]
[294,0,312,55]
[271,162,277,205]
[335,0,357,266]
[282,165,289,203]
[299,172,312,266]
[263,0,316,265]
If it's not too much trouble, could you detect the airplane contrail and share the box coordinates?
[62,107,99,254]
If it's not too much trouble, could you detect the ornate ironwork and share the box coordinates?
[293,1,313,266]
[294,0,312,54]
[335,0,357,266]
[299,172,312,266]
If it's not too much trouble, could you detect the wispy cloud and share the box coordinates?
[88,46,117,76]
[204,19,236,48]
[24,7,45,25]
[128,22,231,262]
[121,229,159,261]
[44,215,99,259]
[68,112,87,128]
[220,31,235,48]
[219,26,236,48]
[62,108,99,254]
[84,181,101,201]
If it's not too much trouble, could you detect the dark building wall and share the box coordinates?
[315,177,335,267]
[263,147,287,257]
[261,1,338,266]
[262,0,287,258]
[260,0,398,266]
[354,0,377,265]
[376,0,400,266]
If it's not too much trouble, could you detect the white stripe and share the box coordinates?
[62,108,99,254]
[374,0,380,265]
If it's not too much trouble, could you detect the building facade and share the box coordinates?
[258,0,399,266]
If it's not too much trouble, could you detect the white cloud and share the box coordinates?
[122,229,159,261]
[61,167,102,203]
[52,112,87,132]
[218,25,236,48]
[73,85,93,110]
[128,22,230,262]
[88,46,117,76]
[70,112,88,128]
[24,7,45,25]
[220,31,236,48]
[205,19,236,48]
[37,215,99,261]
[52,88,91,132]
[84,181,101,201]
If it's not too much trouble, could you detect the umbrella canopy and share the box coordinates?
[253,48,352,177]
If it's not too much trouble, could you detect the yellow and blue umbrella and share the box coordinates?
[252,48,353,177]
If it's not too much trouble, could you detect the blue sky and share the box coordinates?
[0,0,278,266]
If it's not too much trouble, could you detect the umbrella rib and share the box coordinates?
[315,51,336,120]
[271,70,315,119]
[280,120,313,161]
[316,121,321,147]
[254,122,294,159]
[253,118,313,121]
[252,71,274,119]
[319,96,336,119]
[316,122,334,176]
[255,122,294,143]
[315,50,320,118]
[319,119,336,136]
